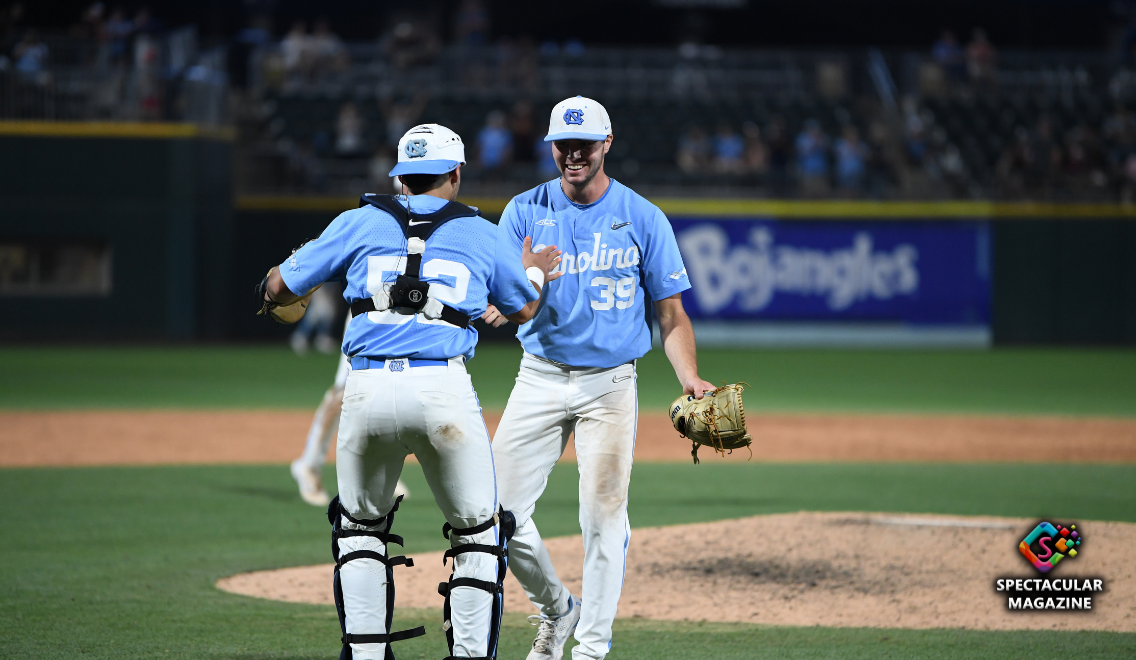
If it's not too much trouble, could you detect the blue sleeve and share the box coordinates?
[640,207,691,301]
[278,210,353,295]
[488,200,538,315]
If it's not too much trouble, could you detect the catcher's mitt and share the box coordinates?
[255,240,322,324]
[669,382,753,464]
[255,268,322,324]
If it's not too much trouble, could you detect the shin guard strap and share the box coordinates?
[441,512,499,540]
[342,626,426,644]
[437,577,503,596]
[336,550,415,570]
[442,544,506,565]
[337,529,405,546]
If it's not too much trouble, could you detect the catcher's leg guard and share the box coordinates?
[437,508,516,660]
[329,495,424,660]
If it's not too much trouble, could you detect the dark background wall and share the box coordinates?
[993,220,1136,344]
[0,132,232,341]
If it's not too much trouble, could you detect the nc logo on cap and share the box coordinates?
[563,109,585,125]
[404,139,428,158]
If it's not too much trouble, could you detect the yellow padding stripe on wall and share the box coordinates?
[0,121,235,140]
[236,195,1136,219]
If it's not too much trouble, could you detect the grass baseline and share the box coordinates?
[1,345,1134,416]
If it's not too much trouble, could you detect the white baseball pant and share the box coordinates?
[493,353,637,660]
[335,358,502,660]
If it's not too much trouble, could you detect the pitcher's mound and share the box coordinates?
[217,512,1136,632]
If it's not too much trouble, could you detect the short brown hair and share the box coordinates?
[399,173,449,195]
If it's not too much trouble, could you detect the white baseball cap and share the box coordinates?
[389,123,466,177]
[544,96,612,142]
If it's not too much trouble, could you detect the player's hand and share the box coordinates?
[481,304,509,328]
[682,376,717,400]
[522,236,563,283]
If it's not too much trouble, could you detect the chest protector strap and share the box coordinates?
[349,194,479,329]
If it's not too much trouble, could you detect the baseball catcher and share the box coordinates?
[670,383,753,464]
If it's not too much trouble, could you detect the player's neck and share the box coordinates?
[414,183,459,203]
[560,170,610,206]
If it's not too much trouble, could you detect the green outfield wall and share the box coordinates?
[0,123,233,341]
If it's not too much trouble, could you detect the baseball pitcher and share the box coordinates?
[486,97,715,660]
[258,124,561,660]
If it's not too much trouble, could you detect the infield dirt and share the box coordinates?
[218,511,1136,632]
[2,410,1135,466]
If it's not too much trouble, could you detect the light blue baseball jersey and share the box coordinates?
[495,178,691,368]
[281,195,536,361]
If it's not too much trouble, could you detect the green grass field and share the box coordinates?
[2,345,1135,415]
[2,345,1135,658]
[2,462,1135,660]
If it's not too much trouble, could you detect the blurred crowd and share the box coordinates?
[0,2,226,122]
[9,3,1136,201]
[670,99,1128,201]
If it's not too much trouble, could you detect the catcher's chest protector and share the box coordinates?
[350,194,480,329]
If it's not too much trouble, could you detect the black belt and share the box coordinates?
[350,298,471,329]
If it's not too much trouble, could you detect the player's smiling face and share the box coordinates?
[552,136,612,187]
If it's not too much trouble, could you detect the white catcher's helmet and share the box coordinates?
[389,124,466,177]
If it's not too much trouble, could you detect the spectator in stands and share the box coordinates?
[833,125,868,196]
[73,3,106,53]
[381,17,440,69]
[335,102,365,156]
[369,146,399,193]
[932,30,967,86]
[378,92,428,147]
[902,97,928,167]
[311,18,349,76]
[13,29,47,82]
[865,121,896,199]
[477,110,513,174]
[795,119,831,197]
[104,6,133,65]
[1120,150,1136,203]
[712,124,745,174]
[742,121,768,177]
[535,139,559,179]
[1062,125,1108,195]
[1103,102,1136,148]
[281,20,311,79]
[676,126,710,174]
[0,3,25,45]
[765,116,792,196]
[1025,116,1061,196]
[996,127,1030,198]
[454,0,491,47]
[966,28,997,90]
[937,143,969,196]
[1119,13,1136,67]
[510,99,536,162]
[287,139,328,192]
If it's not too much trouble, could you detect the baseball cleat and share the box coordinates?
[394,478,410,500]
[290,459,330,507]
[526,595,581,660]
